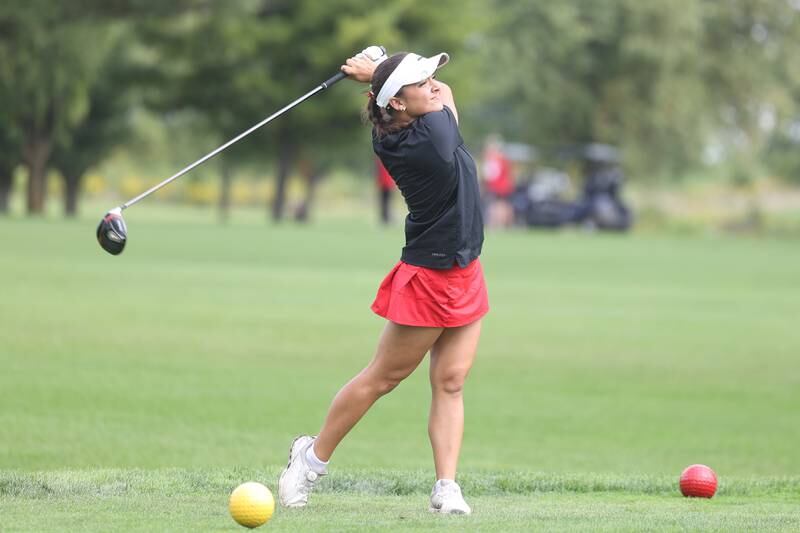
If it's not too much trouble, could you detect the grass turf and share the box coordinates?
[1,469,799,531]
[1,204,799,530]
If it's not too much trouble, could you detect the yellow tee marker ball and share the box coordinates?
[229,481,275,528]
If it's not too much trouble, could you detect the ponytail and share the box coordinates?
[362,52,409,138]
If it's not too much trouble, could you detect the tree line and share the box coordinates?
[1,0,798,218]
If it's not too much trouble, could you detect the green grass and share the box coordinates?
[1,469,799,531]
[1,204,799,530]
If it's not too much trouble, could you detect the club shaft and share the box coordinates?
[121,83,331,210]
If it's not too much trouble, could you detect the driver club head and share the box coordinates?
[97,207,128,255]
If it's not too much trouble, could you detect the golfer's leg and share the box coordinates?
[428,319,482,480]
[313,322,443,461]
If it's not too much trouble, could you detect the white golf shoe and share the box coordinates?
[429,479,472,515]
[278,435,326,507]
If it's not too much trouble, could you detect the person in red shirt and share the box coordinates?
[481,136,515,227]
[376,157,395,224]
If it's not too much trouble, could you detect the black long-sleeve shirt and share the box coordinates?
[373,106,484,269]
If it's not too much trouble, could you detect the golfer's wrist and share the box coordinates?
[357,63,375,83]
[341,68,371,83]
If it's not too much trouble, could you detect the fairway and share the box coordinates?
[2,469,799,532]
[1,206,799,531]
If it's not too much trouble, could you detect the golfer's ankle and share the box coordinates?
[306,443,329,474]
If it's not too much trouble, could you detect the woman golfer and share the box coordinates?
[279,50,487,515]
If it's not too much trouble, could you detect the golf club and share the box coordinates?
[97,45,387,255]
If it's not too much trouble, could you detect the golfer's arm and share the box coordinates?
[436,81,458,124]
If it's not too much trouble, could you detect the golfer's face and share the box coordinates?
[400,77,443,116]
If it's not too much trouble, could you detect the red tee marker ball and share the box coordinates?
[680,464,717,498]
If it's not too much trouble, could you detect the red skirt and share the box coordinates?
[371,259,489,328]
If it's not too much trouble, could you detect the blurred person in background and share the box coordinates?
[481,135,515,227]
[375,156,396,225]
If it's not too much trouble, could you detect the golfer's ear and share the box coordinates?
[388,97,404,112]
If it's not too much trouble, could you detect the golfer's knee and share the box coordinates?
[374,379,399,396]
[364,368,410,397]
[432,369,468,395]
[374,373,408,396]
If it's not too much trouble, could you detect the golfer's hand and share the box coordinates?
[341,53,376,83]
[432,79,458,123]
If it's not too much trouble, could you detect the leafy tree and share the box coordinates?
[700,0,800,182]
[139,0,488,221]
[0,0,196,216]
[49,38,133,217]
[477,1,711,175]
[477,0,800,180]
[0,3,119,214]
[0,61,21,214]
[0,127,19,214]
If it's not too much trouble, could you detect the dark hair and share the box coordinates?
[364,52,409,137]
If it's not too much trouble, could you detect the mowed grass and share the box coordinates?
[2,469,799,532]
[1,204,799,530]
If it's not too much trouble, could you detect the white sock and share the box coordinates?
[305,443,329,474]
[435,478,456,490]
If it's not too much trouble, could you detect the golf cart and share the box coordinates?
[512,143,633,231]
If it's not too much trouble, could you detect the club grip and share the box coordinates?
[320,71,347,90]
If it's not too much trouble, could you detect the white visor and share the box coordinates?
[375,52,449,108]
